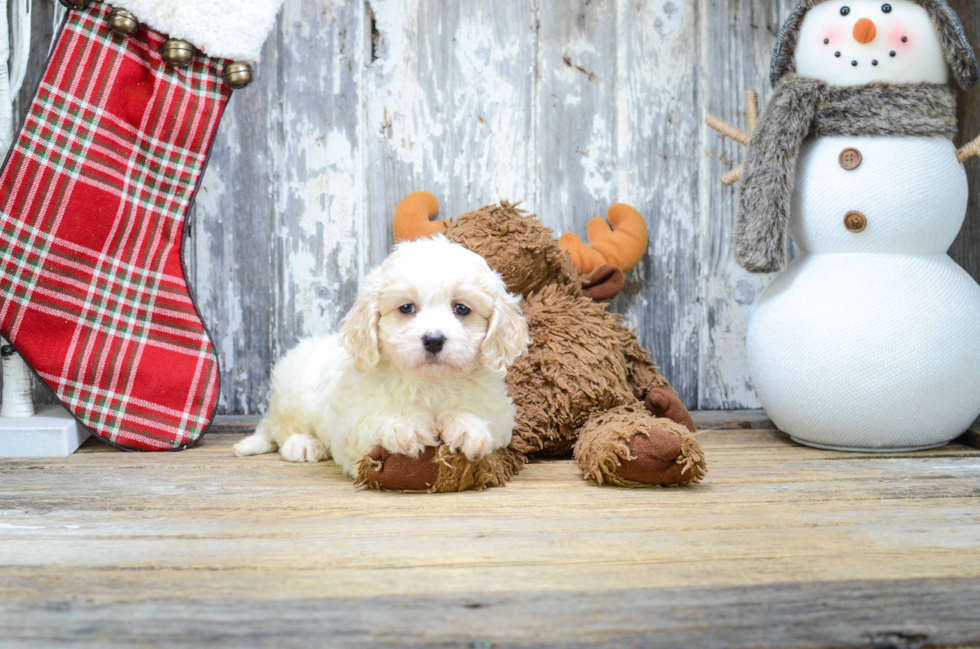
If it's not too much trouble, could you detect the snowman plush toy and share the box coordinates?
[735,0,980,451]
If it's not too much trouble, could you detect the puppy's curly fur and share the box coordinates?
[233,237,529,477]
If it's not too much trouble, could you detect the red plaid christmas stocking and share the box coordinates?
[0,1,281,450]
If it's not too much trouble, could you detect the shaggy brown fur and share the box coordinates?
[575,404,706,487]
[446,201,582,298]
[771,0,979,89]
[736,76,958,273]
[360,201,706,491]
[506,285,638,455]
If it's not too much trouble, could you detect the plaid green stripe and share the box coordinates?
[0,3,230,450]
[64,13,228,96]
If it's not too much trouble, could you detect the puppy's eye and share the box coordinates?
[453,304,471,316]
[840,6,850,15]
[398,304,415,315]
[881,3,891,13]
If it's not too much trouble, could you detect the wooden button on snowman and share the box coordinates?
[838,147,862,170]
[709,0,980,451]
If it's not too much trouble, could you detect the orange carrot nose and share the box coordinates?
[853,18,877,44]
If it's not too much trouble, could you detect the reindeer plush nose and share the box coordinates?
[853,18,877,44]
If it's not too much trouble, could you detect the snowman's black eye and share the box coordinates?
[841,6,851,16]
[882,4,892,13]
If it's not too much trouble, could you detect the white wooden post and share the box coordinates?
[1,342,34,418]
[0,338,87,456]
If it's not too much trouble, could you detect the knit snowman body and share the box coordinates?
[749,135,980,449]
[745,0,980,449]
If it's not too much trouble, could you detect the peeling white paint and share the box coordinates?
[367,0,451,193]
[279,115,360,335]
[580,114,614,203]
[694,0,795,408]
[182,0,809,413]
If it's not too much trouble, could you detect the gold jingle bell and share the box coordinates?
[223,62,254,90]
[57,0,91,8]
[161,39,196,67]
[107,8,140,37]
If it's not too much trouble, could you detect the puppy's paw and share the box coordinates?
[279,434,327,463]
[439,413,493,460]
[233,433,277,457]
[379,412,438,458]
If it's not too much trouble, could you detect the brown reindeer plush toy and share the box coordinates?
[357,193,705,492]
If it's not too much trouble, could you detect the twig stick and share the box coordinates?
[957,133,980,163]
[706,115,750,147]
[721,164,743,187]
[745,89,759,133]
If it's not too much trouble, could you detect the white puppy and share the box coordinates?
[233,236,530,477]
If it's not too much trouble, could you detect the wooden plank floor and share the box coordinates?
[2,412,980,648]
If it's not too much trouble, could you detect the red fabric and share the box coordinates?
[0,4,230,450]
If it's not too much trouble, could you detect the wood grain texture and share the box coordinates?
[3,580,980,648]
[5,1,980,413]
[192,0,367,414]
[696,0,797,409]
[950,0,980,285]
[1,427,979,646]
[365,0,537,267]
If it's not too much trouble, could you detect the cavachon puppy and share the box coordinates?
[233,237,530,481]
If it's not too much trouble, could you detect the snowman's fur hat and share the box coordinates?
[771,0,979,88]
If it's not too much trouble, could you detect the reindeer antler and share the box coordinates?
[706,89,759,186]
[393,191,448,242]
[559,204,649,275]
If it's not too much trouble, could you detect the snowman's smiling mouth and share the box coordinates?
[829,49,900,68]
[830,47,900,64]
[828,47,904,69]
[840,56,878,67]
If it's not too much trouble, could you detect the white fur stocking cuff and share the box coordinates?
[110,0,284,62]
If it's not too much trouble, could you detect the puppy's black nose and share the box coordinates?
[422,333,446,354]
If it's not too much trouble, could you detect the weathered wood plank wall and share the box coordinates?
[13,0,980,413]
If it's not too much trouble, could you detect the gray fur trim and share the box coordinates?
[734,75,957,274]
[810,80,958,136]
[771,5,809,86]
[771,0,979,89]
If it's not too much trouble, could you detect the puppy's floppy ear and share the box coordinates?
[340,269,383,372]
[481,273,530,373]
